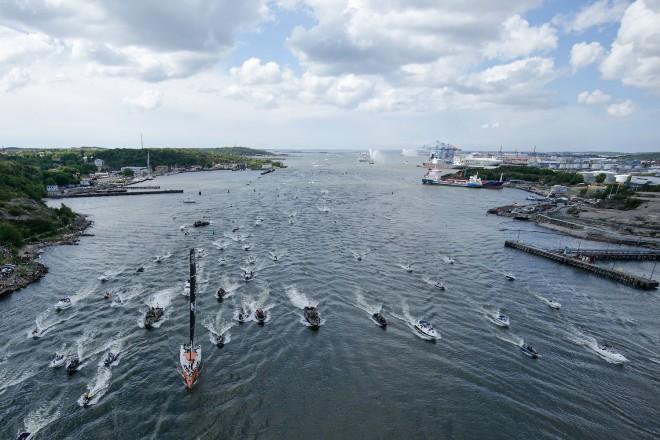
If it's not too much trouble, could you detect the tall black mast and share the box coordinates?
[189,248,196,348]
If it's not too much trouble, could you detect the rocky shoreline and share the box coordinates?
[0,214,92,297]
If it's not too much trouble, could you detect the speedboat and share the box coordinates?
[237,309,248,323]
[505,273,516,281]
[255,219,262,226]
[55,297,72,311]
[144,306,164,329]
[31,328,40,338]
[103,291,111,300]
[218,257,226,266]
[66,356,80,375]
[232,226,240,232]
[246,255,257,265]
[255,308,266,323]
[215,287,226,301]
[520,344,539,359]
[112,296,123,306]
[50,352,66,367]
[244,271,254,282]
[103,351,118,367]
[372,311,387,327]
[303,306,321,327]
[136,266,144,273]
[215,334,225,347]
[494,314,510,328]
[81,391,93,407]
[414,320,437,338]
[193,220,210,227]
[183,281,190,296]
[594,343,628,364]
[446,257,455,264]
[154,255,164,263]
[434,281,445,290]
[404,264,413,273]
[243,244,251,251]
[98,275,109,282]
[547,299,561,310]
[271,254,279,262]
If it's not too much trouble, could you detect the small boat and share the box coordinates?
[50,352,66,367]
[404,264,413,273]
[215,287,226,300]
[446,257,455,264]
[594,343,628,364]
[237,309,248,323]
[103,291,111,300]
[31,328,40,338]
[255,308,266,323]
[66,356,80,375]
[183,281,190,296]
[103,351,118,367]
[136,266,144,273]
[547,299,561,310]
[434,281,445,290]
[144,306,164,329]
[16,433,31,440]
[154,255,164,263]
[243,244,251,251]
[81,391,93,407]
[193,220,210,228]
[55,297,72,311]
[271,254,279,262]
[98,275,109,282]
[255,219,262,226]
[243,271,254,282]
[303,306,321,327]
[215,334,225,347]
[180,249,202,390]
[218,257,226,266]
[183,199,196,204]
[232,226,240,232]
[505,273,516,281]
[414,320,437,338]
[493,314,510,328]
[112,296,123,306]
[520,344,539,359]
[246,255,257,265]
[372,311,387,327]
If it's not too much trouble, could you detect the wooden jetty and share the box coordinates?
[549,248,660,261]
[505,240,658,290]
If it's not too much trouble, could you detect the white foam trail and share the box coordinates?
[19,402,61,438]
[78,365,112,407]
[566,327,628,365]
[534,294,562,310]
[317,205,330,213]
[495,332,524,347]
[212,240,229,250]
[355,292,382,315]
[286,286,317,309]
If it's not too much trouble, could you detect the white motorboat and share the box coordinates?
[493,314,510,328]
[594,344,628,364]
[434,281,445,290]
[414,320,437,338]
[55,297,72,311]
[505,273,516,281]
[547,299,561,310]
[49,352,66,368]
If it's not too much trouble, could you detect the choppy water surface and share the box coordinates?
[2,152,660,439]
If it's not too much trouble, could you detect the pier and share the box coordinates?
[50,189,183,198]
[549,248,660,261]
[505,240,659,290]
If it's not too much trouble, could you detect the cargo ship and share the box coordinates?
[422,170,483,188]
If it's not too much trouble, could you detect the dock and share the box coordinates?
[505,240,658,290]
[548,248,660,261]
[50,189,183,198]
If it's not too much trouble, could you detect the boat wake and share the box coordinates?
[137,288,175,329]
[349,249,370,261]
[212,240,230,251]
[18,402,60,438]
[286,286,318,309]
[203,314,234,346]
[534,294,562,310]
[494,331,524,348]
[392,302,438,341]
[78,365,112,407]
[566,327,628,365]
[355,292,385,326]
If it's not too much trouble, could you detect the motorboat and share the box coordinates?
[215,287,226,300]
[136,266,144,273]
[303,306,321,327]
[103,351,118,367]
[446,257,455,264]
[372,311,387,327]
[255,308,266,323]
[243,244,251,251]
[505,273,516,281]
[50,352,66,368]
[183,281,190,296]
[520,344,539,359]
[246,255,257,265]
[55,297,72,311]
[232,226,240,232]
[237,309,248,323]
[98,275,109,282]
[414,320,437,338]
[103,291,111,300]
[144,306,164,329]
[193,220,210,228]
[183,199,196,204]
[243,271,254,282]
[31,328,40,338]
[112,296,123,306]
[154,255,164,263]
[434,281,445,290]
[16,433,31,440]
[494,314,510,328]
[547,299,561,310]
[594,343,628,364]
[81,391,93,407]
[180,248,202,390]
[404,264,413,273]
[218,257,226,266]
[215,334,225,347]
[255,219,262,226]
[66,356,80,375]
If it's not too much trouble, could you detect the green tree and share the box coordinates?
[0,221,23,247]
[122,168,135,177]
[595,173,607,184]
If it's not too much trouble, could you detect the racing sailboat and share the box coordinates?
[179,248,201,389]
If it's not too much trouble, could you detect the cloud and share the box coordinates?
[229,57,290,85]
[122,89,163,110]
[577,89,611,104]
[555,0,630,32]
[570,42,605,71]
[606,99,635,117]
[482,122,500,128]
[0,67,30,92]
[484,15,557,60]
[600,0,660,93]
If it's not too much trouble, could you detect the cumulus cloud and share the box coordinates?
[484,15,557,60]
[570,42,605,71]
[577,89,611,104]
[600,0,660,93]
[122,89,163,110]
[229,57,290,85]
[555,0,630,32]
[606,99,635,117]
[0,67,30,92]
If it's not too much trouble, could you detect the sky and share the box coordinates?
[0,0,659,152]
